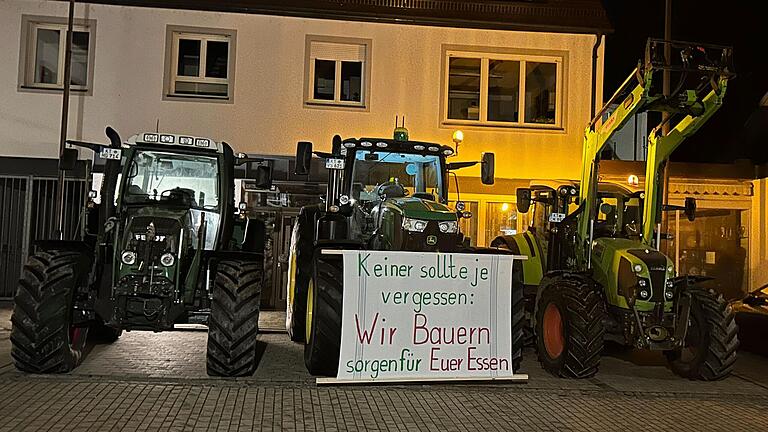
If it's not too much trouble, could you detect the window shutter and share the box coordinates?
[310,41,365,62]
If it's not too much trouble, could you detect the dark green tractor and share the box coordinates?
[285,128,525,376]
[10,128,271,377]
[491,40,738,380]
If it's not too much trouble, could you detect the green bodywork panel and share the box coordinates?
[115,206,191,298]
[507,232,544,287]
[590,238,673,312]
[387,197,456,220]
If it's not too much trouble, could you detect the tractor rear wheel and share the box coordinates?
[535,277,605,378]
[206,259,263,377]
[665,287,738,380]
[287,206,317,342]
[304,252,343,376]
[11,250,90,373]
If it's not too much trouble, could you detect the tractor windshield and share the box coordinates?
[123,150,220,210]
[350,151,443,203]
[594,193,643,239]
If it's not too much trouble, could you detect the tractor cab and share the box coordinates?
[294,127,494,251]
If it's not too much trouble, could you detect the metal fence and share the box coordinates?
[0,176,88,298]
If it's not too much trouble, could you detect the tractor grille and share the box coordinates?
[628,249,668,302]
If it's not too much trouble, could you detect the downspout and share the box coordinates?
[54,0,76,239]
[591,33,604,118]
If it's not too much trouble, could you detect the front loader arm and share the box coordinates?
[576,67,656,263]
[641,77,729,245]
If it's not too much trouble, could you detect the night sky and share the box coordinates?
[602,1,767,165]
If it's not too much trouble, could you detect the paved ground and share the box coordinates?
[1,304,767,431]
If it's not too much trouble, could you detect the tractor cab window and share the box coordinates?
[122,150,221,250]
[123,150,220,210]
[351,151,443,204]
[594,193,642,239]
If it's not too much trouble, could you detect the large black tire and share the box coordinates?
[11,250,90,373]
[665,287,738,380]
[206,260,263,377]
[535,277,605,378]
[286,206,318,342]
[510,257,525,372]
[304,252,343,376]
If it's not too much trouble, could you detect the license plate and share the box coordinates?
[549,212,566,223]
[99,148,122,160]
[325,158,345,170]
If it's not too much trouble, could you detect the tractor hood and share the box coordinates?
[115,206,195,297]
[592,237,674,311]
[385,197,457,221]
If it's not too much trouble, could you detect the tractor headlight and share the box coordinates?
[160,253,175,267]
[339,195,350,205]
[438,220,458,234]
[636,278,651,300]
[633,264,643,273]
[121,251,136,265]
[665,289,674,300]
[402,218,428,233]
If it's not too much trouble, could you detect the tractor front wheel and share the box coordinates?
[206,260,263,377]
[535,277,605,378]
[286,207,317,342]
[304,252,343,376]
[665,287,738,380]
[11,250,90,373]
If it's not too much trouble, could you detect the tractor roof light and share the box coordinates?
[361,141,373,148]
[376,142,388,148]
[343,142,356,148]
[443,148,454,156]
[428,146,439,152]
[413,145,425,151]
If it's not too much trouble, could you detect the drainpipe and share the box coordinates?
[591,33,603,118]
[54,0,75,240]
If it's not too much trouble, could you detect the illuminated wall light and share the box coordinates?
[628,174,639,186]
[501,203,509,212]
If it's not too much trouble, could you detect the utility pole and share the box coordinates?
[54,0,75,240]
[660,0,672,253]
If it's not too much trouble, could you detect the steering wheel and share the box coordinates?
[160,187,196,206]
[375,181,407,199]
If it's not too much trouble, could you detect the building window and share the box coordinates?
[306,37,370,108]
[444,50,563,128]
[165,27,236,101]
[20,18,94,92]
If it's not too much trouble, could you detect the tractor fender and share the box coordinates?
[33,240,94,260]
[490,233,544,287]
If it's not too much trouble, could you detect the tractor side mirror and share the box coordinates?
[59,148,78,171]
[254,165,272,189]
[684,197,696,222]
[516,188,532,213]
[481,152,495,185]
[295,141,313,176]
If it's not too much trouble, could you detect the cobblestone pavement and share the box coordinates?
[1,305,768,431]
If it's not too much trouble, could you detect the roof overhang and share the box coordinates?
[60,0,613,34]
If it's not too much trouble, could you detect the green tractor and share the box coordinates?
[492,39,739,380]
[10,128,271,377]
[285,127,525,376]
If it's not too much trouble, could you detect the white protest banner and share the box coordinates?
[318,250,527,384]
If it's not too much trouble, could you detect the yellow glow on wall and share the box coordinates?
[501,202,509,212]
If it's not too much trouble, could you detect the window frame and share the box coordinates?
[18,15,96,94]
[163,25,237,103]
[304,35,372,110]
[442,48,565,130]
